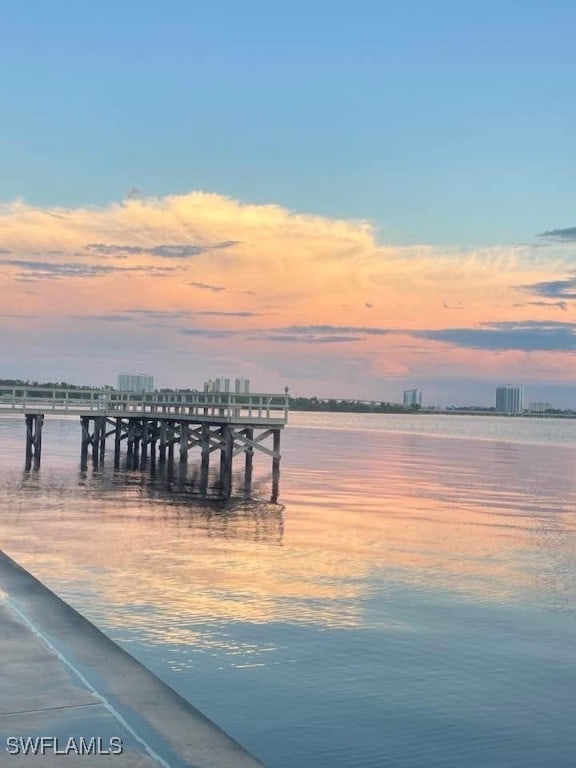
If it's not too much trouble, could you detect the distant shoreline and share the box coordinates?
[290,406,576,419]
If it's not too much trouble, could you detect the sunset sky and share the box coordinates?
[2,1,576,405]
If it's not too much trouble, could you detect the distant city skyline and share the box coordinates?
[1,2,576,403]
[2,373,576,411]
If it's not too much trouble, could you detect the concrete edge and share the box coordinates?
[0,550,267,768]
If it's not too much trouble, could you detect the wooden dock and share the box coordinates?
[0,387,289,500]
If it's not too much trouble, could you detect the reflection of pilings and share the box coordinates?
[25,413,44,471]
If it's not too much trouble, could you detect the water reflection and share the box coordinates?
[2,417,576,631]
[2,415,576,768]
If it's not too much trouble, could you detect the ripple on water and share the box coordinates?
[1,414,576,767]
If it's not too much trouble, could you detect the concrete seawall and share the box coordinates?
[0,550,267,767]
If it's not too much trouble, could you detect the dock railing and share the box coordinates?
[0,387,290,424]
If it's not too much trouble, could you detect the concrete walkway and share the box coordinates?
[0,551,266,767]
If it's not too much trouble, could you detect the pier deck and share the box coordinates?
[0,387,288,498]
[0,550,266,767]
[0,387,288,424]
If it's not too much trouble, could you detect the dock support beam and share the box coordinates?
[219,426,233,499]
[272,429,281,502]
[150,421,157,465]
[72,413,284,499]
[80,416,90,469]
[93,416,106,464]
[200,424,210,494]
[167,421,175,465]
[25,414,44,471]
[80,416,106,468]
[132,420,140,466]
[141,420,149,465]
[244,428,254,492]
[158,421,167,463]
[126,419,135,465]
[180,422,189,463]
[114,418,122,468]
[92,418,100,465]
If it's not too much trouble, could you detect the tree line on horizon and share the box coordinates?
[0,378,113,390]
[289,396,420,413]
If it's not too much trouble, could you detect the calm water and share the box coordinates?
[1,412,576,767]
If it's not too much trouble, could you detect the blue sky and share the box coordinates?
[2,1,576,404]
[2,0,576,246]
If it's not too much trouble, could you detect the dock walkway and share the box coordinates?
[0,551,266,767]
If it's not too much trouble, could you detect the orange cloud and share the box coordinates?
[1,191,576,395]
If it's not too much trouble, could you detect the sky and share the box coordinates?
[1,0,576,405]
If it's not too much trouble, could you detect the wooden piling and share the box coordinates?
[25,414,44,471]
[244,427,254,491]
[219,426,233,499]
[158,421,167,463]
[150,420,157,464]
[34,415,43,470]
[132,420,140,465]
[200,424,210,494]
[25,415,33,471]
[167,421,175,465]
[80,416,91,470]
[179,422,189,463]
[141,420,148,463]
[272,429,281,501]
[92,418,101,465]
[114,418,122,468]
[97,416,106,462]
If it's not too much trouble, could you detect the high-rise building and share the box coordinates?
[117,373,154,392]
[403,389,422,407]
[204,377,240,393]
[528,401,552,413]
[234,377,250,393]
[495,385,524,413]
